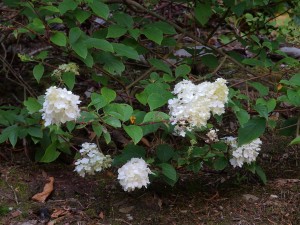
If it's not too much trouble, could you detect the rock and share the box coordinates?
[242,194,259,202]
[270,194,279,199]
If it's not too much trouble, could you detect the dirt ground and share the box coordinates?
[0,135,299,225]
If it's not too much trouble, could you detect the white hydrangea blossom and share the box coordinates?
[52,62,79,78]
[117,158,153,192]
[223,137,262,168]
[206,128,219,142]
[41,86,81,126]
[168,78,229,137]
[74,143,112,177]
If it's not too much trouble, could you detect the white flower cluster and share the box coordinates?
[52,62,79,78]
[223,137,262,168]
[168,78,229,137]
[206,128,219,142]
[41,86,81,126]
[74,143,112,177]
[117,158,153,192]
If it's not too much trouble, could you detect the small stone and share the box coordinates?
[270,194,279,199]
[242,194,259,202]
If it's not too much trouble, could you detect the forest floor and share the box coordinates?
[0,135,299,225]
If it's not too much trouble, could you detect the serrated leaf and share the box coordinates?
[40,142,60,163]
[113,13,134,28]
[143,111,169,123]
[148,58,172,75]
[27,127,43,138]
[85,38,114,52]
[213,157,228,170]
[89,1,109,19]
[107,24,127,38]
[69,27,82,44]
[249,82,269,97]
[58,0,77,14]
[101,87,116,103]
[160,163,177,182]
[62,72,75,90]
[103,103,133,122]
[148,93,167,111]
[238,117,266,146]
[194,3,212,26]
[123,125,143,144]
[74,9,91,23]
[71,42,88,59]
[156,144,174,162]
[24,97,42,114]
[103,116,121,128]
[50,32,67,47]
[255,165,267,184]
[112,43,139,60]
[175,64,191,77]
[112,144,146,166]
[89,93,108,110]
[141,27,163,45]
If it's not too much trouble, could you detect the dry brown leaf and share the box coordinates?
[32,177,54,203]
[140,137,151,147]
[51,208,69,218]
[99,211,104,219]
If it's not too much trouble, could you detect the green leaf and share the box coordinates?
[50,32,67,47]
[74,9,91,24]
[112,43,139,60]
[112,144,146,166]
[24,97,42,114]
[62,72,75,90]
[71,42,88,59]
[238,117,266,146]
[160,163,177,182]
[254,104,269,119]
[103,103,133,122]
[143,111,169,123]
[123,125,143,144]
[103,130,111,144]
[107,24,127,38]
[103,116,121,128]
[213,157,228,170]
[141,27,163,45]
[255,165,267,184]
[287,90,300,106]
[194,3,212,26]
[148,93,167,111]
[249,82,269,97]
[201,54,219,69]
[92,122,103,137]
[27,127,43,138]
[156,144,174,162]
[136,91,148,105]
[113,13,134,28]
[40,142,61,163]
[33,63,44,83]
[290,136,300,145]
[96,52,125,75]
[69,27,82,44]
[151,21,176,35]
[235,108,250,126]
[85,38,114,52]
[58,0,77,14]
[89,1,109,19]
[89,93,108,110]
[101,87,116,103]
[148,58,172,75]
[289,73,300,86]
[175,64,191,77]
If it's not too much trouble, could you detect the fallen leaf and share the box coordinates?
[51,208,69,218]
[119,206,135,213]
[99,211,104,219]
[141,137,151,147]
[32,177,54,203]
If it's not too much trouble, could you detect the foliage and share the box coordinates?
[1,0,300,189]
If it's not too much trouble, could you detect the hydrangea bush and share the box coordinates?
[1,0,300,191]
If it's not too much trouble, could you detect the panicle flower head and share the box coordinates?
[168,78,229,137]
[117,158,153,192]
[74,143,112,177]
[52,62,79,78]
[41,86,81,126]
[223,137,262,168]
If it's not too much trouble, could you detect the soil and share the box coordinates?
[0,135,299,225]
